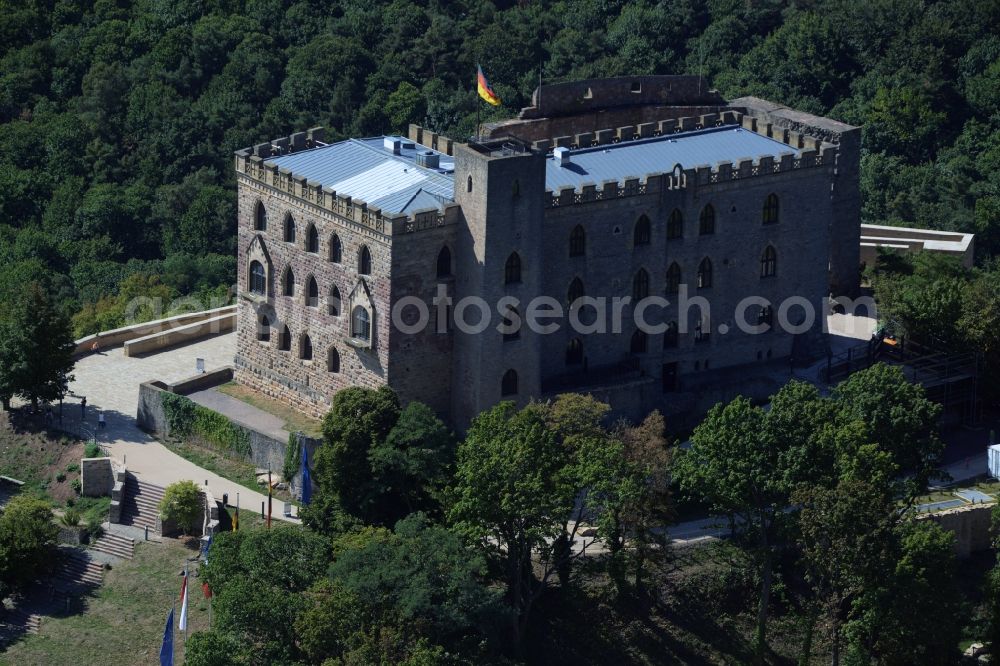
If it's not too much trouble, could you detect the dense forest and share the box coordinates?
[1,0,999,336]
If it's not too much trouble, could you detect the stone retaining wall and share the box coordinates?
[80,457,115,497]
[917,502,994,558]
[137,376,320,501]
[74,306,236,357]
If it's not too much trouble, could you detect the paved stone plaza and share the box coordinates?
[60,332,298,522]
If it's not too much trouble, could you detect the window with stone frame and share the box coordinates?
[436,246,452,278]
[633,215,651,246]
[663,321,678,348]
[328,284,341,316]
[278,325,291,351]
[501,369,518,396]
[254,201,267,231]
[505,252,521,284]
[502,305,520,342]
[352,306,371,341]
[761,245,777,277]
[257,314,271,342]
[569,225,586,257]
[566,338,583,365]
[306,224,319,253]
[697,258,713,289]
[328,347,340,373]
[567,277,584,307]
[699,204,715,235]
[666,262,681,294]
[632,268,649,300]
[762,193,779,225]
[695,315,710,344]
[282,266,295,297]
[667,208,684,239]
[283,213,296,243]
[249,261,266,295]
[300,334,313,360]
[329,233,343,263]
[306,276,319,307]
[358,245,372,275]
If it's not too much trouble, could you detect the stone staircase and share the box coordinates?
[90,530,135,560]
[120,474,165,532]
[0,549,104,646]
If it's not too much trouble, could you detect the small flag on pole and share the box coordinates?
[202,582,213,600]
[477,65,501,106]
[301,443,311,506]
[159,607,174,666]
[178,569,189,633]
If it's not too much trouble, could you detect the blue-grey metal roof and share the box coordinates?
[266,137,455,215]
[544,126,800,191]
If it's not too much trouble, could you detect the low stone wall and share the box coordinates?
[74,305,236,357]
[80,457,115,497]
[123,313,235,357]
[918,502,994,558]
[137,377,321,501]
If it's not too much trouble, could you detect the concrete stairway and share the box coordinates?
[90,530,135,560]
[49,549,104,603]
[120,474,165,532]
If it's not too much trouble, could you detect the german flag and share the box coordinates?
[477,65,501,106]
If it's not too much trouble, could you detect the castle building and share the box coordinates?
[233,76,860,428]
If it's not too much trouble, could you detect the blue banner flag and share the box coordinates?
[159,607,174,666]
[301,442,312,506]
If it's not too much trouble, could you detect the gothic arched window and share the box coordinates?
[306,276,319,307]
[632,268,649,301]
[763,193,779,225]
[505,252,521,284]
[667,209,684,239]
[358,245,372,275]
[699,204,715,235]
[633,215,651,246]
[257,314,270,342]
[328,284,341,316]
[306,224,319,253]
[328,347,340,373]
[329,233,342,263]
[352,306,371,341]
[630,329,647,354]
[436,246,452,278]
[254,201,267,231]
[761,246,777,277]
[566,338,583,365]
[249,261,266,295]
[283,214,296,243]
[501,369,518,396]
[697,258,713,289]
[666,262,681,294]
[300,334,313,360]
[569,225,585,257]
[282,266,295,297]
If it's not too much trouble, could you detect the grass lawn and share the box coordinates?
[0,538,212,666]
[216,381,322,437]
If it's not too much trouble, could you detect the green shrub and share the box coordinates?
[83,441,102,458]
[59,508,82,527]
[283,433,301,482]
[66,463,79,473]
[159,480,203,535]
[55,472,66,483]
[71,478,81,494]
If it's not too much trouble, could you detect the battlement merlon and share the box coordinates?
[234,128,461,239]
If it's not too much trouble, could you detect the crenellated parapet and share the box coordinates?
[542,110,838,209]
[235,127,461,238]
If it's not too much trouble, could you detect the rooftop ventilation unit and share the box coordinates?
[554,146,570,166]
[383,137,401,154]
[415,151,440,169]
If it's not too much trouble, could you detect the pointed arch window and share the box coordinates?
[761,246,777,277]
[249,261,266,295]
[566,338,583,365]
[300,334,313,361]
[632,268,649,301]
[567,277,584,307]
[501,369,518,396]
[306,225,319,253]
[697,258,712,289]
[699,205,715,235]
[358,245,372,275]
[630,329,648,354]
[257,314,271,342]
[352,306,371,341]
[667,209,684,239]
[329,233,342,263]
[254,201,267,231]
[328,284,341,316]
[278,325,291,351]
[633,215,651,246]
[282,266,295,297]
[763,193,779,225]
[663,321,678,348]
[283,214,296,243]
[569,225,585,257]
[436,246,452,278]
[467,175,473,193]
[666,262,681,294]
[327,347,340,373]
[502,306,520,342]
[306,276,319,307]
[505,252,521,284]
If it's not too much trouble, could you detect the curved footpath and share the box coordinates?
[59,332,298,522]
